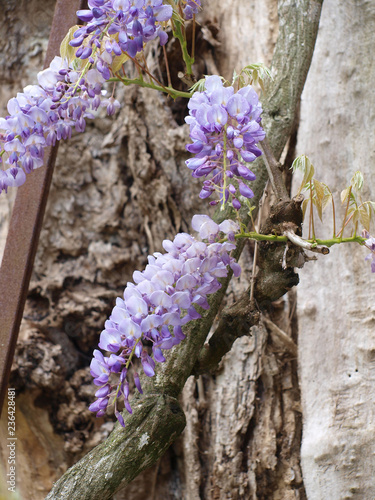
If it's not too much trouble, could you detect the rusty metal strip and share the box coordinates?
[0,0,86,415]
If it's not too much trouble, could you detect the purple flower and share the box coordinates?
[115,411,125,427]
[90,350,111,385]
[98,329,122,352]
[185,76,265,209]
[181,0,201,20]
[69,0,173,72]
[0,0,174,195]
[191,214,220,240]
[0,55,121,194]
[89,216,241,425]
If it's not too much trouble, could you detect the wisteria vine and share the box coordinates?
[1,0,374,427]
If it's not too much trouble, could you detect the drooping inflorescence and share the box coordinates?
[185,75,266,209]
[72,0,173,74]
[0,56,120,194]
[0,0,174,194]
[89,215,241,426]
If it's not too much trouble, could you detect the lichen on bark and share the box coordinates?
[45,394,186,500]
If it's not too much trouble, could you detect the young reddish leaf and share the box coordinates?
[302,198,309,221]
[112,53,129,73]
[321,183,333,212]
[350,170,364,193]
[359,204,371,231]
[313,178,325,221]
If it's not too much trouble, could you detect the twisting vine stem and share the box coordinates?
[46,2,325,498]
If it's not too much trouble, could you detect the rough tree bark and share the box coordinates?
[6,1,373,499]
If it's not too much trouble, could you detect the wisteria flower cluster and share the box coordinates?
[0,56,119,194]
[0,0,174,195]
[181,0,201,20]
[72,0,173,74]
[89,215,241,426]
[185,75,266,209]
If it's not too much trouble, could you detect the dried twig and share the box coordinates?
[283,229,330,255]
[262,316,298,357]
[260,136,289,202]
[250,181,270,303]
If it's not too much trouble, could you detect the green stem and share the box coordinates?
[172,19,194,76]
[109,76,192,99]
[192,14,196,61]
[310,235,366,247]
[232,232,366,247]
[331,194,336,238]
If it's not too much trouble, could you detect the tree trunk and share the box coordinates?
[5,0,370,499]
[296,1,375,498]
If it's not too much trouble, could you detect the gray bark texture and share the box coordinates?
[295,1,375,498]
[5,1,367,500]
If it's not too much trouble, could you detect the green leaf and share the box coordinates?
[60,25,79,64]
[169,2,184,24]
[231,69,239,86]
[348,191,357,207]
[368,201,375,215]
[291,155,315,195]
[322,191,332,212]
[347,206,356,217]
[189,79,205,93]
[111,53,129,73]
[318,182,332,212]
[341,186,351,204]
[247,203,257,220]
[313,179,325,202]
[350,171,364,192]
[302,199,309,221]
[242,63,272,80]
[237,74,246,89]
[189,77,208,93]
[351,208,360,225]
[248,204,256,214]
[239,63,272,91]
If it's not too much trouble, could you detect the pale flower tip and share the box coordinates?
[115,411,126,428]
[230,261,241,278]
[219,219,240,235]
[191,214,219,240]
